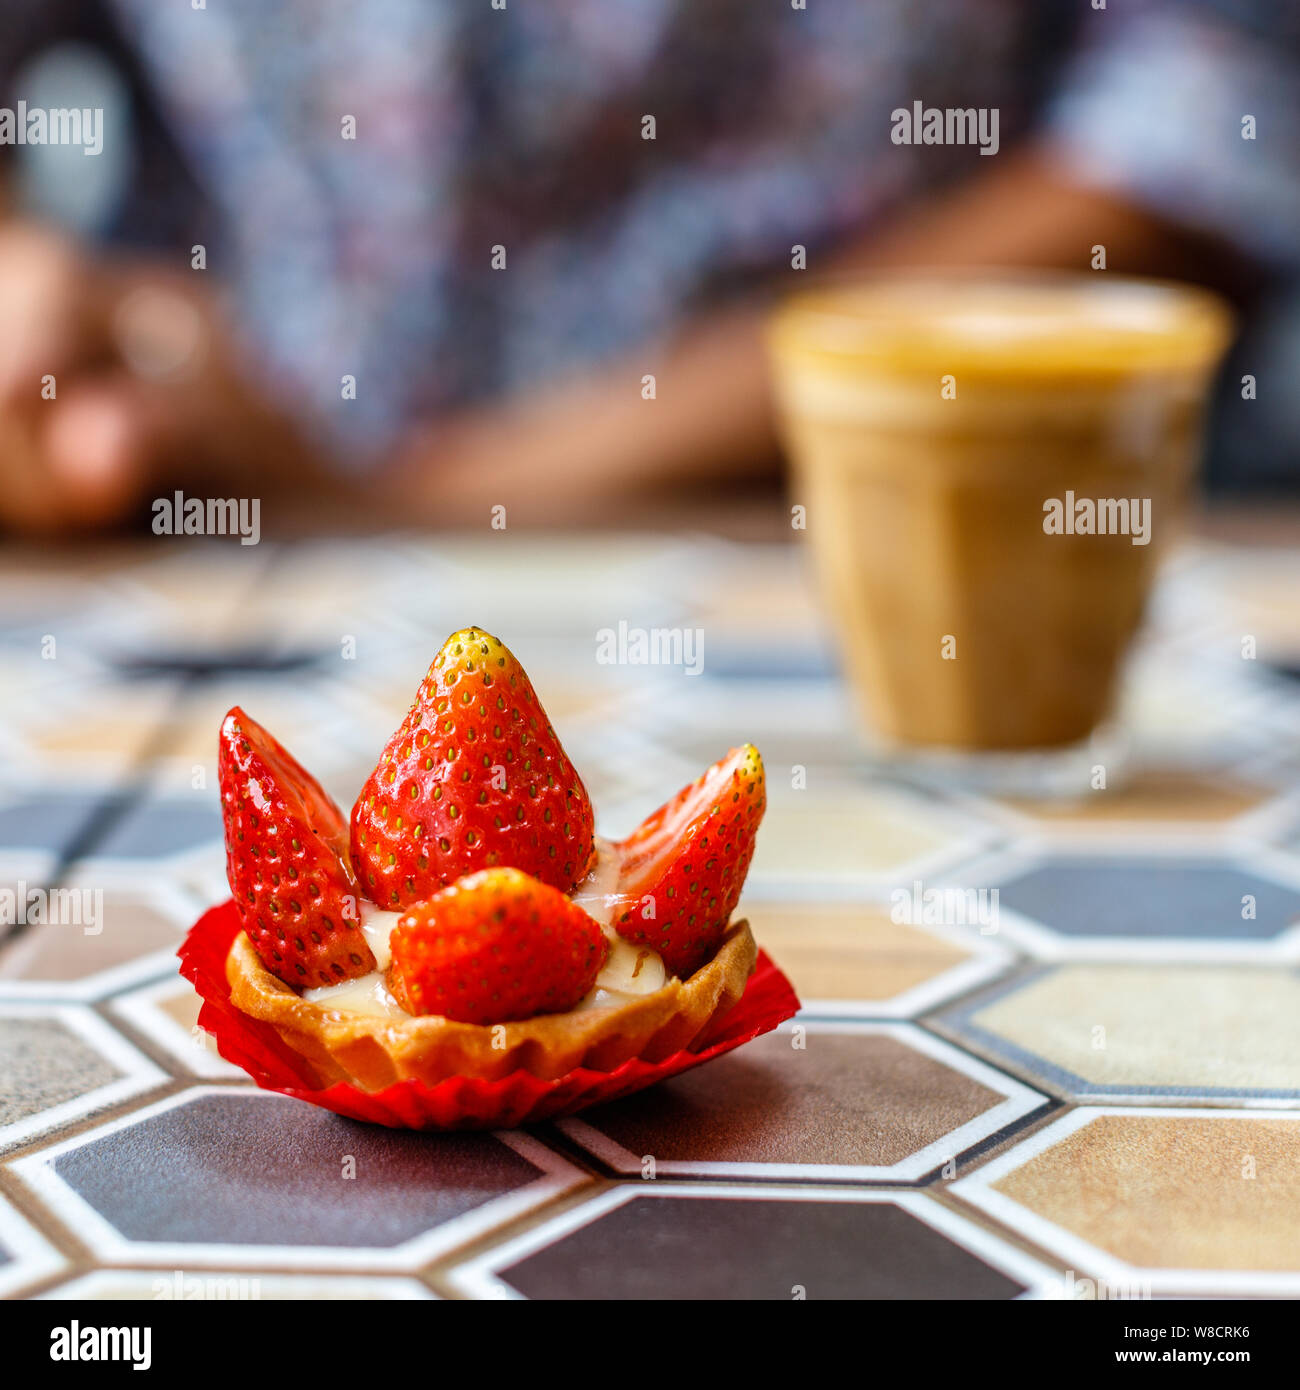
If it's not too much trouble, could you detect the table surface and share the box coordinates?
[1,531,1299,1301]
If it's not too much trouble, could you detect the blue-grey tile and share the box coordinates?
[89,796,222,861]
[997,857,1300,940]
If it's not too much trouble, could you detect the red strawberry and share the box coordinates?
[351,628,596,909]
[387,868,608,1023]
[613,744,765,978]
[219,707,375,989]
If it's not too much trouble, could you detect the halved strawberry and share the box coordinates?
[351,628,596,909]
[387,867,608,1023]
[219,707,375,988]
[613,745,765,978]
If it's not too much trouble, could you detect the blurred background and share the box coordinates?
[0,0,1294,539]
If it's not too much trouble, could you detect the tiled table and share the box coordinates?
[1,532,1299,1300]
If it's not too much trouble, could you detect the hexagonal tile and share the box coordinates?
[937,963,1300,1104]
[76,792,223,868]
[449,1186,1057,1299]
[108,975,243,1080]
[746,781,992,898]
[558,1022,1046,1181]
[11,1088,588,1269]
[0,786,113,862]
[994,766,1284,838]
[0,1003,166,1151]
[4,677,180,780]
[0,1191,64,1296]
[943,846,1300,959]
[745,901,1009,1017]
[953,1107,1300,1295]
[0,876,199,1000]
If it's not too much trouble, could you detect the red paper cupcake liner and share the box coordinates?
[178,900,800,1130]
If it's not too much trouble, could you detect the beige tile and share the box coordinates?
[970,965,1300,1092]
[752,784,968,885]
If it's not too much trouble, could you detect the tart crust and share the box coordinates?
[226,920,758,1089]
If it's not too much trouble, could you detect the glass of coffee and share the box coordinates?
[767,273,1233,788]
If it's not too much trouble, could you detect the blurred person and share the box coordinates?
[0,0,1294,536]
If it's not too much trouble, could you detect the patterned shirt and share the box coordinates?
[3,1,1297,466]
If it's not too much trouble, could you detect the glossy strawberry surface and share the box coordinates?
[388,867,608,1023]
[614,744,765,978]
[351,628,596,909]
[219,706,375,988]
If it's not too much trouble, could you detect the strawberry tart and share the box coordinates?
[216,627,766,1090]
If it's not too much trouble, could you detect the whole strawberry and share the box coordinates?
[351,628,595,909]
[615,744,765,978]
[219,707,375,988]
[387,868,608,1023]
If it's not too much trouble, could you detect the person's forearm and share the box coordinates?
[851,145,1254,294]
[390,146,1251,525]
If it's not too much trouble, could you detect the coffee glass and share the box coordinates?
[767,273,1233,781]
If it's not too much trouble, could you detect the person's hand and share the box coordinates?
[0,220,319,535]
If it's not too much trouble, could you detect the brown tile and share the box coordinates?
[994,1112,1300,1271]
[0,889,186,986]
[1002,768,1268,827]
[483,1191,1031,1301]
[562,1024,1043,1179]
[747,903,971,1006]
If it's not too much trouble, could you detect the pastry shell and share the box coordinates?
[226,920,758,1090]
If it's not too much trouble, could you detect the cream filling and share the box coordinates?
[569,838,667,1011]
[301,838,667,1021]
[302,908,404,1018]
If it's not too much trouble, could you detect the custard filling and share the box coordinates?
[302,838,667,1020]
